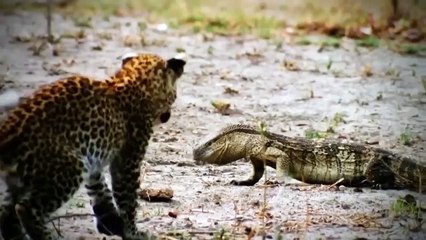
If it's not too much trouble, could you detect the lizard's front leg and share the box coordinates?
[110,141,156,240]
[230,157,265,186]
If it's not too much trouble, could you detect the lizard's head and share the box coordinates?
[193,138,222,165]
[193,130,240,165]
[193,124,260,165]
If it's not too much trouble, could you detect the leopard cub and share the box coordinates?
[0,53,186,240]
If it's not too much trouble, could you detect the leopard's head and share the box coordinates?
[112,52,186,120]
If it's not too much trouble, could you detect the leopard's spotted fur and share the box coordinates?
[0,53,186,240]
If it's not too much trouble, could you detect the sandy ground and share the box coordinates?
[0,9,426,240]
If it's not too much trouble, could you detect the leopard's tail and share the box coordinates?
[0,132,18,173]
[0,141,7,171]
[0,90,24,173]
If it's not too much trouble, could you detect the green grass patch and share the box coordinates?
[326,58,333,71]
[56,0,284,38]
[390,194,421,219]
[305,128,330,139]
[73,16,93,28]
[320,37,341,48]
[296,36,341,49]
[175,47,186,53]
[400,132,414,146]
[296,37,312,45]
[213,227,232,240]
[332,112,346,126]
[181,13,282,38]
[400,43,426,55]
[3,0,426,45]
[356,36,380,48]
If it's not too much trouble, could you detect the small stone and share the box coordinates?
[338,185,346,191]
[365,139,379,145]
[341,203,351,210]
[155,23,168,32]
[168,211,178,218]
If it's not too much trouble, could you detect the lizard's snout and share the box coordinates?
[192,150,204,163]
[192,146,211,165]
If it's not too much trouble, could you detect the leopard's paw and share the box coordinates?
[95,211,124,237]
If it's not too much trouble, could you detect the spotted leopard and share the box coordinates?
[0,52,186,240]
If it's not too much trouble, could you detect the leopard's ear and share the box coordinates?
[119,52,138,67]
[166,53,186,78]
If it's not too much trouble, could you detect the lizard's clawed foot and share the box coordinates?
[123,230,157,240]
[274,177,309,186]
[229,179,256,186]
[371,183,398,190]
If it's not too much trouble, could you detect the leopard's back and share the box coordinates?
[0,76,126,169]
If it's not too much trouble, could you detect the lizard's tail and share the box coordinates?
[387,154,424,192]
[364,150,425,192]
[397,156,426,193]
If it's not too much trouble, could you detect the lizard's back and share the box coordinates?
[269,133,370,184]
[270,132,424,189]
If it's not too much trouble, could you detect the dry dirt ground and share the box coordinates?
[0,9,426,240]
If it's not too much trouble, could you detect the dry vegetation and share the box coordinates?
[2,0,426,45]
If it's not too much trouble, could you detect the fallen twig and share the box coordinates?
[190,208,215,213]
[47,213,94,222]
[46,213,115,237]
[327,177,345,189]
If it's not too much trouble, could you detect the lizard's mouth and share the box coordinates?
[193,146,215,165]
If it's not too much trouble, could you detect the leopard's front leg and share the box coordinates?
[110,131,156,240]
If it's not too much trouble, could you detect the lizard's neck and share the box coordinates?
[218,133,256,163]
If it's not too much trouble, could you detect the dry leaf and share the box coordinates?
[223,87,239,95]
[97,32,113,40]
[211,100,230,114]
[403,28,423,42]
[138,187,173,202]
[91,44,103,51]
[13,33,32,43]
[219,69,232,80]
[283,60,300,71]
[74,29,87,41]
[245,226,256,240]
[361,64,373,77]
[123,35,140,47]
[52,44,63,56]
[29,40,48,56]
[42,63,68,76]
[62,58,76,66]
[168,211,178,218]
